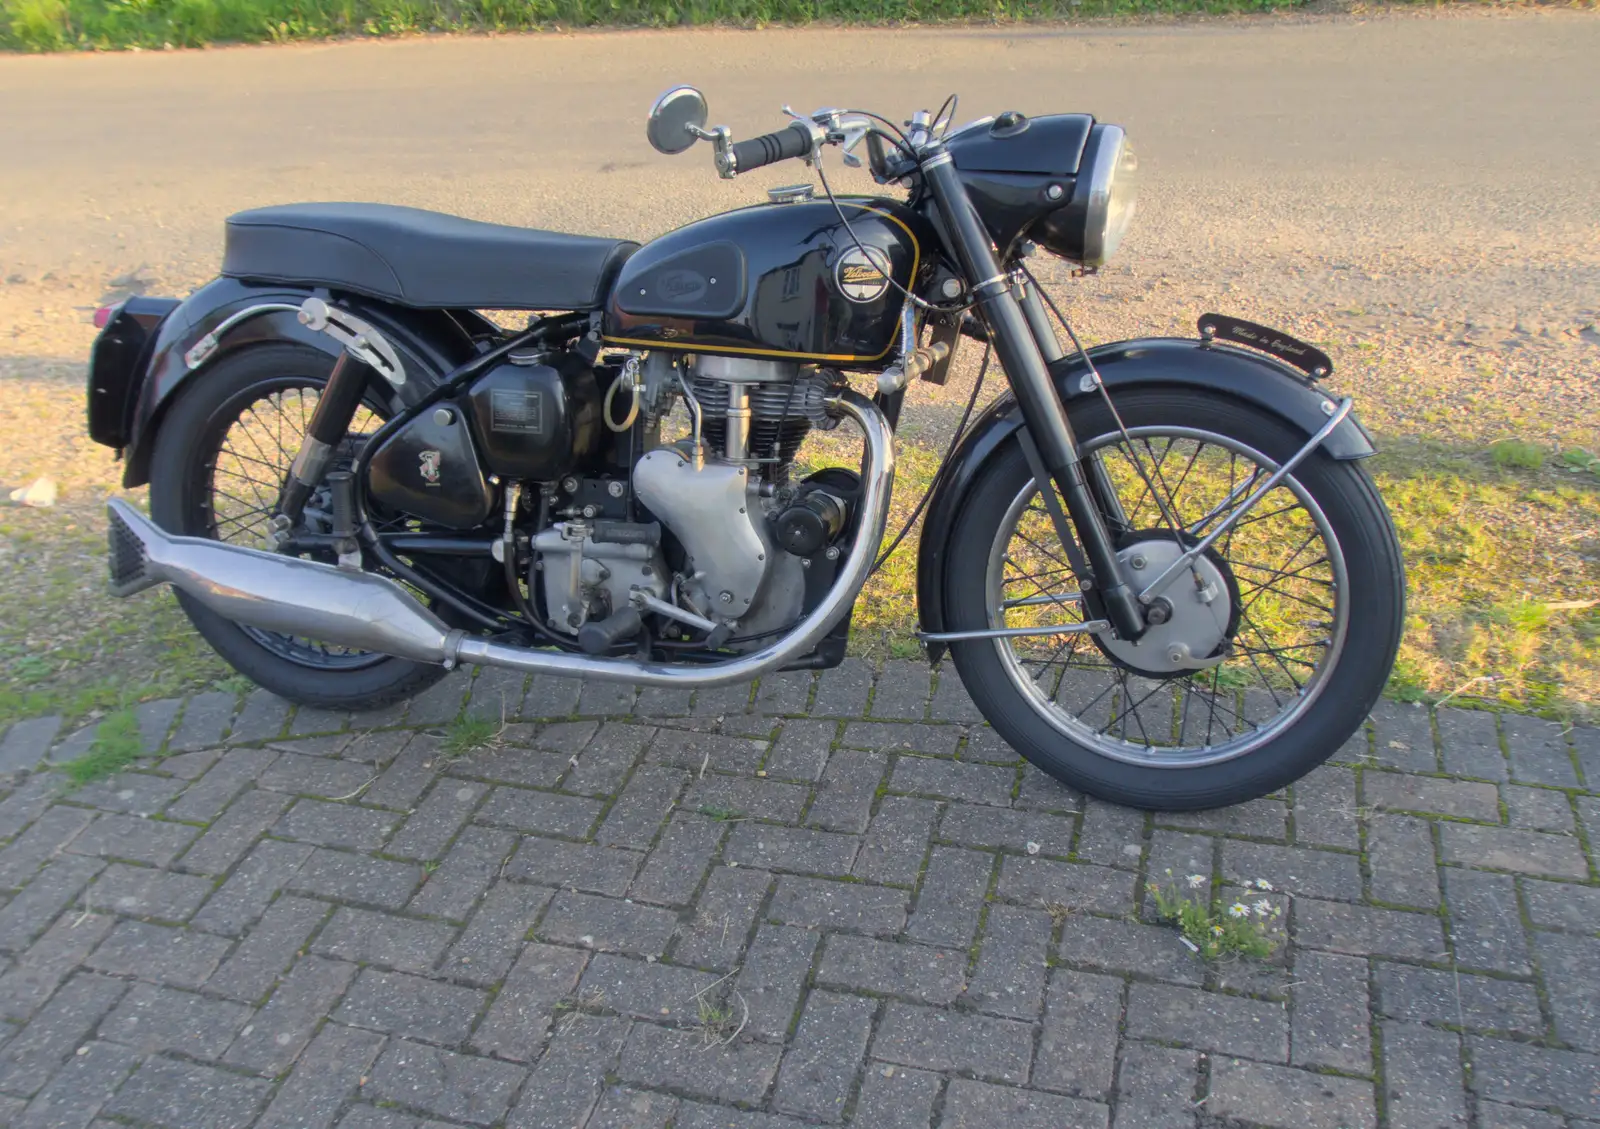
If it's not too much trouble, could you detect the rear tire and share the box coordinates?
[148,343,449,711]
[943,388,1404,810]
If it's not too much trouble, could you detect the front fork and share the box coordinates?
[922,151,1145,639]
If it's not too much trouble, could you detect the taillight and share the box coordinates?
[94,304,120,330]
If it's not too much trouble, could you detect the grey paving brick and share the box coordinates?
[177,789,292,875]
[1535,931,1600,1050]
[275,798,397,851]
[686,774,807,824]
[1523,877,1600,932]
[335,968,486,1046]
[553,725,630,796]
[408,825,515,921]
[70,771,184,816]
[963,726,1021,765]
[1290,950,1370,1072]
[1503,715,1578,787]
[1445,868,1530,974]
[538,890,677,957]
[1207,1059,1375,1129]
[1368,815,1441,908]
[1440,823,1588,878]
[290,847,424,911]
[811,657,872,718]
[1014,763,1083,812]
[0,806,95,889]
[66,812,197,866]
[161,747,224,780]
[817,933,966,1005]
[0,972,127,1096]
[208,894,329,1002]
[576,953,720,1024]
[1365,772,1500,821]
[647,729,767,775]
[505,1014,627,1129]
[1436,708,1506,780]
[1112,1043,1198,1129]
[86,919,230,988]
[673,866,770,970]
[725,823,858,875]
[1056,914,1204,985]
[891,756,1012,807]
[873,1001,1033,1082]
[1291,763,1360,849]
[271,732,358,759]
[853,1064,940,1129]
[842,722,960,757]
[256,1021,387,1129]
[470,942,588,1061]
[505,837,642,895]
[0,854,103,953]
[997,855,1133,915]
[1577,725,1600,790]
[735,924,819,1039]
[928,670,983,722]
[1471,1036,1600,1118]
[576,679,637,717]
[313,906,457,973]
[521,673,582,719]
[45,721,96,766]
[629,813,721,906]
[440,881,551,985]
[942,1079,1108,1129]
[773,990,875,1121]
[804,750,885,833]
[854,796,936,885]
[1504,785,1573,834]
[966,904,1051,1019]
[166,747,279,823]
[0,717,62,774]
[1218,841,1356,903]
[1369,700,1437,772]
[1127,980,1286,1062]
[752,671,813,716]
[259,752,375,799]
[906,846,992,948]
[634,684,694,719]
[477,786,602,839]
[1381,1022,1467,1129]
[108,1055,272,1129]
[868,661,931,721]
[1033,968,1122,1097]
[1477,1103,1565,1129]
[387,779,488,861]
[0,774,62,839]
[763,720,836,782]
[168,692,237,753]
[457,743,568,790]
[191,838,311,936]
[1075,799,1148,867]
[99,982,251,1057]
[132,697,181,753]
[225,954,358,1074]
[0,910,114,1021]
[617,1022,781,1105]
[1160,797,1287,840]
[1293,898,1447,961]
[231,689,292,744]
[941,804,1074,855]
[1375,961,1543,1034]
[11,1038,140,1129]
[770,875,907,937]
[585,1086,679,1129]
[595,765,686,849]
[366,1038,526,1126]
[284,706,347,739]
[358,734,440,811]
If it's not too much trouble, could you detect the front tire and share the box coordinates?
[148,343,449,711]
[943,388,1404,810]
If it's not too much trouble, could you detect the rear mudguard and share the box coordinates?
[120,277,499,488]
[916,335,1376,661]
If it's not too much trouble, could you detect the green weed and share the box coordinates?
[440,712,503,759]
[57,709,144,786]
[1146,872,1280,960]
[1489,439,1545,471]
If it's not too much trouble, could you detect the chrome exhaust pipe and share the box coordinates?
[105,390,893,688]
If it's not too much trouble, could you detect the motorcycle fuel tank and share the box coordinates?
[603,197,931,367]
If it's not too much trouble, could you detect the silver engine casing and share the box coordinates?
[531,521,668,631]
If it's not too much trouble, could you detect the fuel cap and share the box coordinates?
[768,184,815,205]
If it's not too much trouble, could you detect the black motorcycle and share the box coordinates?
[87,88,1404,809]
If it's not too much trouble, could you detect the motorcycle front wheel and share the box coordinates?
[943,387,1405,810]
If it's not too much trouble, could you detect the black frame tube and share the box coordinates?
[920,152,1145,639]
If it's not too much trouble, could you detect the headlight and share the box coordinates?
[1036,124,1138,267]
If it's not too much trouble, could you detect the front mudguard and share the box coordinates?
[915,335,1376,661]
[120,277,498,488]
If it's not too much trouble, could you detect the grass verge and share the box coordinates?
[56,708,143,785]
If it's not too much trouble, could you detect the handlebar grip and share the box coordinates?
[730,123,814,174]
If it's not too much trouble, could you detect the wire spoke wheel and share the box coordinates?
[986,425,1347,769]
[202,378,388,670]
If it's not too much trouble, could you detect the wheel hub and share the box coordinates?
[1095,535,1237,677]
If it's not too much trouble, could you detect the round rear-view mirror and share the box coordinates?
[647,86,709,155]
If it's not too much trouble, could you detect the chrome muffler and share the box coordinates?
[106,390,893,688]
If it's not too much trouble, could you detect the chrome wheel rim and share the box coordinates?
[985,426,1349,769]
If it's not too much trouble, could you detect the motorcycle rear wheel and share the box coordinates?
[148,343,450,711]
[943,387,1404,810]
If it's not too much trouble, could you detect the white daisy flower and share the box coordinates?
[1187,874,1206,889]
[1254,899,1272,916]
[1255,879,1274,891]
[1229,903,1250,918]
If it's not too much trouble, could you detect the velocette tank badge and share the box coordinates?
[418,449,442,485]
[835,246,891,303]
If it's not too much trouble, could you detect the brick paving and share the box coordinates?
[0,664,1594,1128]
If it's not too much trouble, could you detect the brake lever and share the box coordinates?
[837,116,872,169]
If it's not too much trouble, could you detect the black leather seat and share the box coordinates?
[221,203,638,310]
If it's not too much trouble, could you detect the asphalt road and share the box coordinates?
[1,10,1598,440]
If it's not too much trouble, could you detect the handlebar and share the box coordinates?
[728,122,816,175]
